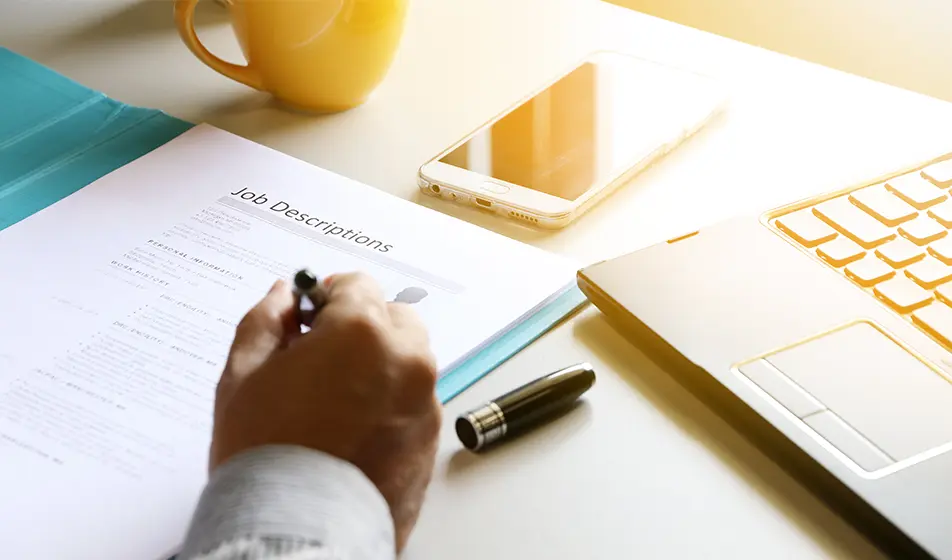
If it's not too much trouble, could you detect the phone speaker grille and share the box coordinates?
[509,211,539,224]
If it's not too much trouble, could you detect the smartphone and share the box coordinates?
[418,51,728,229]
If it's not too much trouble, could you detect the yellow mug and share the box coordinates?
[174,0,409,113]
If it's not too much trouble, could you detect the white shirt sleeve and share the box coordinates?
[176,445,395,560]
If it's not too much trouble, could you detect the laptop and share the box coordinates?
[578,156,952,559]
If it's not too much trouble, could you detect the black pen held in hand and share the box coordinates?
[293,268,328,328]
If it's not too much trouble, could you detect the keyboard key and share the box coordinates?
[774,209,837,248]
[923,160,952,188]
[929,237,952,265]
[874,276,933,313]
[875,238,925,268]
[813,197,895,249]
[937,283,952,307]
[886,173,947,209]
[928,200,952,227]
[913,303,952,350]
[816,237,865,267]
[849,185,917,226]
[899,216,948,246]
[906,256,952,289]
[845,256,895,287]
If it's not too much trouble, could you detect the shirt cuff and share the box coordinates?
[177,445,395,560]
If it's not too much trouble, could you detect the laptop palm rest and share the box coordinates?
[737,321,952,473]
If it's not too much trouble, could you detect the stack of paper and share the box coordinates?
[0,125,579,559]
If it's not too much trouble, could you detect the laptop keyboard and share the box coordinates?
[770,158,952,350]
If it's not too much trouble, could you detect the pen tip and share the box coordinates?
[294,269,318,291]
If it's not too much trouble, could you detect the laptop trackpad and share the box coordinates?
[739,322,952,471]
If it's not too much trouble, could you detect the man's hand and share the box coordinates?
[211,273,442,551]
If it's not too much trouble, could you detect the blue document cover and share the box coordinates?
[0,48,193,231]
[0,47,587,403]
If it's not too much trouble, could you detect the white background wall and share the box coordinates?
[609,0,952,103]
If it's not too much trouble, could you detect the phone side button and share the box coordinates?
[481,181,510,194]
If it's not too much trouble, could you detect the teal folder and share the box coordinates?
[0,47,587,403]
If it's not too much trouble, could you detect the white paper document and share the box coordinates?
[0,125,576,559]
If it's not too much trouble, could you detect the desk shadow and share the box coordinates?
[74,0,227,41]
[572,312,884,560]
[201,90,274,119]
[197,93,343,152]
[444,401,592,481]
[40,0,229,60]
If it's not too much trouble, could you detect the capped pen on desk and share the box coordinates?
[455,363,596,452]
[293,268,328,328]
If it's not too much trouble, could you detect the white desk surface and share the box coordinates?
[5,0,952,557]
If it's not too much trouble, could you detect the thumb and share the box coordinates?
[223,280,299,386]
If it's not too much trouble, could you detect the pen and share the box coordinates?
[455,363,596,452]
[292,268,328,327]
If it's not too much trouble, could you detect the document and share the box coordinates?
[0,125,576,559]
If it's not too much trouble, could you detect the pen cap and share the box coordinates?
[455,403,507,451]
[456,363,595,451]
[493,363,595,428]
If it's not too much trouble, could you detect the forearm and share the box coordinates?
[178,446,395,560]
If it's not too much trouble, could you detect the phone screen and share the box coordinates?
[438,53,720,202]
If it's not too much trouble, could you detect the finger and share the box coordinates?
[323,272,389,323]
[387,302,430,348]
[387,303,438,407]
[225,280,298,381]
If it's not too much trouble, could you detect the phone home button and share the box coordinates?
[481,181,510,194]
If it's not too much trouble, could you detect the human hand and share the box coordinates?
[211,273,442,551]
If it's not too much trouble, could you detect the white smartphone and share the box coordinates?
[418,51,728,229]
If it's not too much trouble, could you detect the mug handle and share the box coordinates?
[173,0,263,90]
